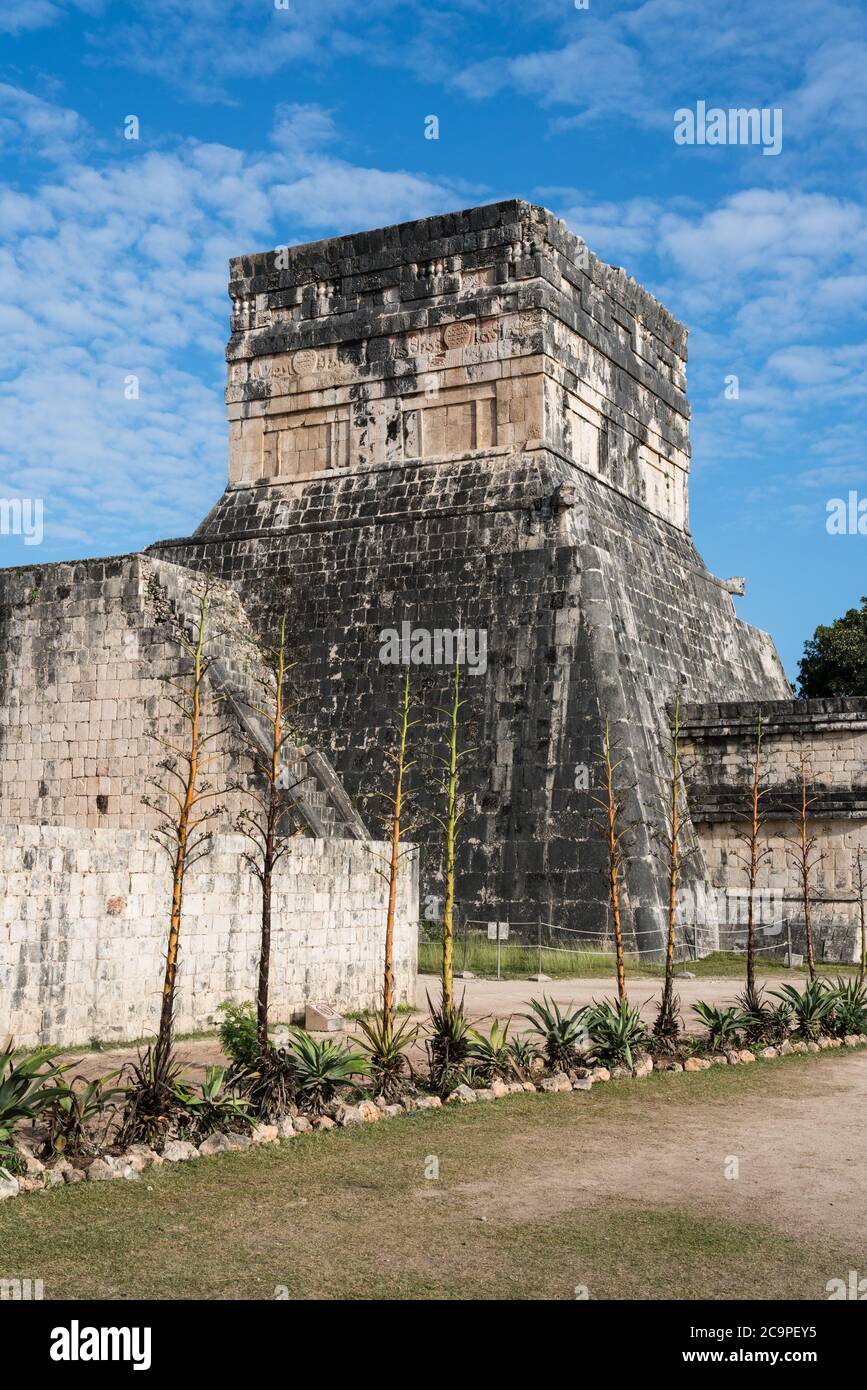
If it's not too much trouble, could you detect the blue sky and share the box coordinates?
[1,0,865,681]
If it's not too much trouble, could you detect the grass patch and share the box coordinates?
[0,1049,858,1301]
[419,938,860,981]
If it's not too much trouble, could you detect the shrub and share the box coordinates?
[769,981,838,1043]
[42,1072,125,1158]
[466,1019,514,1081]
[425,991,472,1095]
[651,990,683,1055]
[0,1042,61,1147]
[354,1011,418,1102]
[830,977,867,1037]
[506,1033,540,1077]
[173,1066,252,1141]
[228,1047,297,1123]
[521,996,589,1072]
[692,1002,751,1052]
[217,1001,259,1067]
[587,998,648,1068]
[117,1042,188,1150]
[736,985,791,1045]
[284,1030,365,1114]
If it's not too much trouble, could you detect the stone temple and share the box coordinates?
[2,200,866,1043]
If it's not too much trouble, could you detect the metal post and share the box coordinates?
[538,920,543,977]
[497,931,501,981]
[786,918,792,968]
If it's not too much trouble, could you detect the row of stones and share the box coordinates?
[4,1035,865,1203]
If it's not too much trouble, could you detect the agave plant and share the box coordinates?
[354,1010,419,1102]
[521,997,589,1072]
[0,1042,63,1147]
[830,977,867,1037]
[173,1066,253,1141]
[285,1030,365,1114]
[466,1019,515,1082]
[425,991,472,1095]
[228,1046,297,1123]
[736,985,788,1045]
[42,1071,125,1157]
[651,989,683,1055]
[692,1002,751,1052]
[769,981,838,1043]
[506,1033,540,1077]
[116,1040,188,1150]
[587,998,649,1068]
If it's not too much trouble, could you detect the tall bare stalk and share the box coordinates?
[733,714,772,1003]
[591,719,629,1002]
[236,615,305,1052]
[653,686,690,1050]
[145,590,225,1059]
[376,669,417,1021]
[432,661,473,1011]
[856,847,867,984]
[786,747,824,981]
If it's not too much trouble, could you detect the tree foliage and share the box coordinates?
[797,597,867,698]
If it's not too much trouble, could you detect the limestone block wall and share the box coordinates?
[681,699,867,961]
[0,554,253,833]
[0,826,418,1048]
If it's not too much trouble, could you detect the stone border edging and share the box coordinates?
[2,1035,866,1203]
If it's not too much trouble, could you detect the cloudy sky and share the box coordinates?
[1,0,865,679]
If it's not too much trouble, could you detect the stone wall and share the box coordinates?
[681,698,867,962]
[0,825,418,1048]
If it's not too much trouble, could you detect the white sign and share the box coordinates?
[487,921,509,941]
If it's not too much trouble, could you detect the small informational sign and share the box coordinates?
[487,921,509,941]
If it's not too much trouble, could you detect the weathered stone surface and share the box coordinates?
[474,1088,495,1101]
[164,1139,200,1162]
[292,1116,313,1132]
[684,1057,711,1072]
[572,1077,593,1091]
[311,1116,335,1131]
[413,1095,442,1110]
[0,1168,20,1199]
[758,1047,779,1059]
[844,1034,861,1047]
[357,1100,380,1123]
[591,1068,611,1083]
[790,1042,808,1055]
[490,1078,510,1098]
[738,1049,757,1064]
[251,1123,279,1144]
[276,1117,296,1138]
[336,1105,363,1126]
[446,1084,476,1104]
[633,1056,653,1077]
[539,1072,572,1093]
[85,1158,115,1182]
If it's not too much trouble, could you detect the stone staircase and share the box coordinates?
[141,557,367,840]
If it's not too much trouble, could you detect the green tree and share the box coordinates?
[797,598,867,697]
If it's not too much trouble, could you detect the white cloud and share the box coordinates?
[0,90,479,559]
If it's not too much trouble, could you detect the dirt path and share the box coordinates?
[60,971,801,1082]
[452,1050,867,1249]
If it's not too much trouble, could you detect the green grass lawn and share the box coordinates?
[0,1054,858,1301]
[418,937,860,981]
